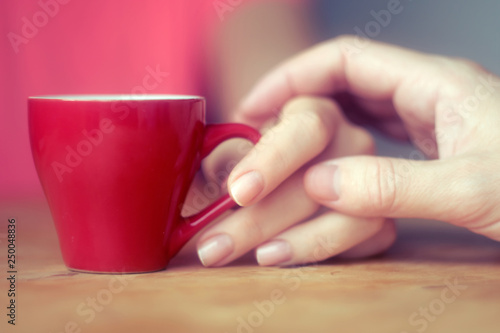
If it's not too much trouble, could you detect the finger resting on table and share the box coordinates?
[197,172,319,267]
[256,212,387,266]
[338,219,397,259]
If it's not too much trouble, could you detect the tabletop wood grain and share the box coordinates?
[1,198,499,333]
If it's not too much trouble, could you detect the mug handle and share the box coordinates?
[169,123,261,257]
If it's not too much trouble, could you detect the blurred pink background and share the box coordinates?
[3,0,499,201]
[0,0,215,199]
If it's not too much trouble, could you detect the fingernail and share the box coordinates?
[229,170,264,206]
[256,240,292,266]
[307,164,340,201]
[197,234,234,267]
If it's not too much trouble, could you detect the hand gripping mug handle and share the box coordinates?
[169,123,261,257]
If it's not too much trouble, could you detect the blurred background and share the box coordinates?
[1,0,499,200]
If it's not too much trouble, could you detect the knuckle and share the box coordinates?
[447,157,498,227]
[270,143,291,172]
[452,57,486,75]
[282,95,312,114]
[361,158,400,215]
[251,136,290,173]
[433,59,467,84]
[282,96,338,149]
[300,108,331,147]
[282,95,334,118]
[430,56,486,97]
[257,131,291,170]
[333,34,358,47]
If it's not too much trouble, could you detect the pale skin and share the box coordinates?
[196,36,500,267]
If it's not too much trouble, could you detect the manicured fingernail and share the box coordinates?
[256,240,292,266]
[197,234,234,267]
[307,164,340,201]
[229,171,264,206]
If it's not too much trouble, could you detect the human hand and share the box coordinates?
[224,35,500,258]
[196,95,395,267]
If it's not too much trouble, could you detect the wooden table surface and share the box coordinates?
[1,198,500,333]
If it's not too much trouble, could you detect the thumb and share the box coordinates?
[304,155,495,226]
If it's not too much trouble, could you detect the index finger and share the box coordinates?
[234,35,442,129]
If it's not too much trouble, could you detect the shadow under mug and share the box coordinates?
[28,95,260,273]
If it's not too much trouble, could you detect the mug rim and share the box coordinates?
[28,94,204,101]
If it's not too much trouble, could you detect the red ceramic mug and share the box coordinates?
[29,95,260,273]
